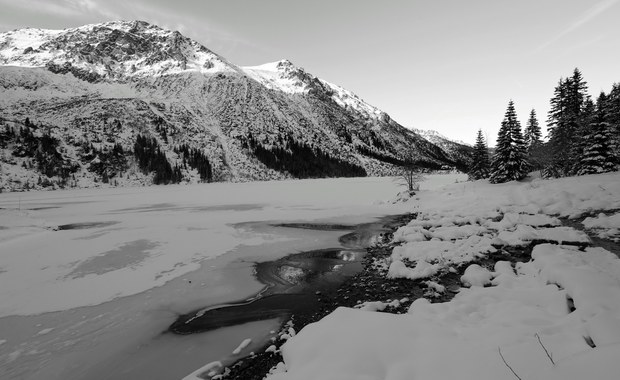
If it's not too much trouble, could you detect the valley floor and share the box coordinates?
[260,172,620,380]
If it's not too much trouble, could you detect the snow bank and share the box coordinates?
[386,174,615,282]
[272,242,620,380]
[268,173,620,380]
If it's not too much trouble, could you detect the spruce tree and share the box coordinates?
[546,68,590,176]
[605,83,620,162]
[490,101,529,183]
[576,93,617,175]
[570,98,596,173]
[468,129,490,180]
[524,109,546,171]
[524,109,542,149]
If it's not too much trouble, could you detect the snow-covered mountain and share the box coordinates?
[0,20,471,191]
[413,128,472,167]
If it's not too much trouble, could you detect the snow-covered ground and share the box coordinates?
[268,172,620,380]
[0,174,466,380]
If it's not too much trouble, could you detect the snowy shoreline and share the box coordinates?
[243,173,620,380]
[220,214,422,380]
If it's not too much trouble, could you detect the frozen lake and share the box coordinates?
[0,174,465,380]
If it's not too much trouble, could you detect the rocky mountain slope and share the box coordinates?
[0,20,471,191]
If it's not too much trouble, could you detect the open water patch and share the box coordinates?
[169,247,364,334]
[168,216,410,336]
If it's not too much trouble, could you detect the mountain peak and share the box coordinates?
[96,20,154,32]
[0,20,236,81]
[243,59,295,73]
[275,59,295,69]
[242,59,312,94]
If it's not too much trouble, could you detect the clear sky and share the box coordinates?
[1,0,618,145]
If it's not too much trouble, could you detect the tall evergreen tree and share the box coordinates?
[570,98,596,173]
[524,109,542,149]
[524,109,546,171]
[576,93,617,175]
[490,101,529,183]
[468,129,490,180]
[546,68,590,176]
[605,83,620,161]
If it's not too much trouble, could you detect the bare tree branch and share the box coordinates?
[498,346,523,380]
[535,333,555,365]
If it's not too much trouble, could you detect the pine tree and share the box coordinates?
[524,109,546,171]
[605,83,620,162]
[546,68,590,176]
[524,109,542,149]
[490,101,529,183]
[576,93,617,175]
[468,129,490,180]
[570,98,596,173]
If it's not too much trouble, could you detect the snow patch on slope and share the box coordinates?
[242,60,308,94]
[242,59,389,121]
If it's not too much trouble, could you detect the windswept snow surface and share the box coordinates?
[268,172,620,380]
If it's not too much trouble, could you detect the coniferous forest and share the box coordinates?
[469,68,619,183]
[2,119,79,188]
[133,135,182,185]
[244,134,367,178]
[174,144,213,183]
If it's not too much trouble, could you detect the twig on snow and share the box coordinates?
[535,333,555,365]
[498,346,523,380]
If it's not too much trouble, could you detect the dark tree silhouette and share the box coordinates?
[490,101,528,183]
[468,129,490,180]
[245,134,366,178]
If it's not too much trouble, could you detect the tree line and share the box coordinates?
[469,68,619,183]
[244,134,367,178]
[133,134,183,184]
[4,118,79,182]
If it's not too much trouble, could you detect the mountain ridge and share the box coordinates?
[0,20,471,191]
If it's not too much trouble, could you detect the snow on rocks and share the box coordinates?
[490,212,561,230]
[265,345,278,353]
[582,212,620,241]
[267,172,620,380]
[496,225,590,246]
[353,298,408,312]
[386,259,441,281]
[460,264,493,287]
